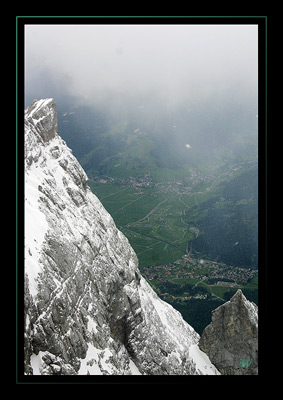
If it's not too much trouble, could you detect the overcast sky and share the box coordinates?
[25,24,258,108]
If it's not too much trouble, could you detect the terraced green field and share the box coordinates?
[88,162,257,270]
[89,181,195,266]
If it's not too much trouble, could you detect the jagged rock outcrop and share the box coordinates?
[24,98,219,376]
[199,289,258,375]
[25,98,57,144]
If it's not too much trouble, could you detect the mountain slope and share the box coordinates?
[24,98,219,376]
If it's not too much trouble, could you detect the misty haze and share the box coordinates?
[25,22,258,334]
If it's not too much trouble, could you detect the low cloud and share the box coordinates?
[25,24,258,108]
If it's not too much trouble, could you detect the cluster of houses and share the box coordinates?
[159,293,196,302]
[142,255,258,286]
[91,160,254,198]
[159,292,208,302]
[208,265,258,284]
[91,174,154,188]
[178,255,258,284]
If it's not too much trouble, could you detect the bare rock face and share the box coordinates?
[199,289,258,375]
[24,99,219,376]
[25,98,57,143]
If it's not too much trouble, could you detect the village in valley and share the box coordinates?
[89,159,258,309]
[141,254,258,302]
[91,160,255,193]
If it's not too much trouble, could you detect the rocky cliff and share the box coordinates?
[199,289,258,375]
[24,98,219,376]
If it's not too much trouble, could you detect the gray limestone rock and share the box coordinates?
[199,289,258,375]
[24,99,219,376]
[25,98,57,143]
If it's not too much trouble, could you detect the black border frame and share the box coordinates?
[16,15,267,384]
